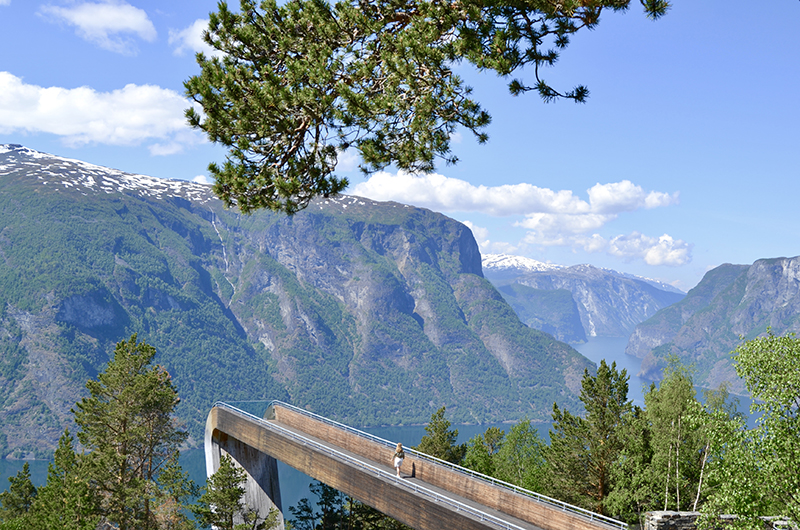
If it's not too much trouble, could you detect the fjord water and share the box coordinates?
[573,336,650,407]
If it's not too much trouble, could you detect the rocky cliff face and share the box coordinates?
[0,145,591,458]
[626,257,800,392]
[483,255,685,342]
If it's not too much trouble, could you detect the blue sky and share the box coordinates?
[1,0,798,291]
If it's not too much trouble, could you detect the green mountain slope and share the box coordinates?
[0,145,591,458]
[626,258,800,392]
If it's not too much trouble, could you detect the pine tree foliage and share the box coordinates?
[414,406,466,464]
[605,404,655,525]
[28,430,100,530]
[288,480,411,530]
[194,454,279,530]
[0,462,36,522]
[153,453,200,530]
[71,334,189,530]
[547,360,632,514]
[185,0,670,214]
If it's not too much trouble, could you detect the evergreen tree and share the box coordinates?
[547,360,632,514]
[414,406,466,464]
[288,496,319,530]
[606,405,655,525]
[153,452,199,530]
[28,430,99,530]
[185,0,670,214]
[72,334,189,530]
[195,454,279,530]
[0,462,36,522]
[288,480,410,530]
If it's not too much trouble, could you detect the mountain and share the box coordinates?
[0,145,592,458]
[626,257,800,393]
[482,254,685,343]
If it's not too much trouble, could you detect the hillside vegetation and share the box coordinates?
[0,145,591,458]
[627,258,800,392]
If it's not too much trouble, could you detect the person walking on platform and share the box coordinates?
[393,442,405,478]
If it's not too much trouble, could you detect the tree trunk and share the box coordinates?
[664,443,671,511]
[675,416,681,510]
[693,443,709,511]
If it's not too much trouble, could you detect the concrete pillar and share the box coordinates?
[205,412,284,530]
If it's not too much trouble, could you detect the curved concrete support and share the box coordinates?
[205,409,284,530]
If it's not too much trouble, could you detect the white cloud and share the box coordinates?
[351,171,588,216]
[0,72,202,153]
[39,1,156,55]
[352,172,678,220]
[587,180,678,214]
[169,19,220,57]
[192,174,213,185]
[607,233,693,266]
[0,1,10,6]
[516,212,614,235]
[336,147,360,172]
[352,170,689,267]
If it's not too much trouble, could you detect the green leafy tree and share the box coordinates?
[462,420,546,491]
[493,419,546,492]
[685,383,741,512]
[547,360,632,514]
[463,426,505,476]
[644,357,705,512]
[699,332,800,529]
[0,462,36,523]
[27,430,100,530]
[414,406,466,464]
[185,0,670,214]
[607,381,740,525]
[72,334,189,530]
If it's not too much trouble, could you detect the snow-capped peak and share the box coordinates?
[481,253,565,273]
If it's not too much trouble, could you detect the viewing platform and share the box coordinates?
[205,401,629,530]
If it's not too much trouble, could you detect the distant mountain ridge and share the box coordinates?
[483,254,683,294]
[482,254,685,342]
[626,256,800,393]
[0,144,591,458]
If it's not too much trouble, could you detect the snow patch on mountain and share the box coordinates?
[0,144,214,204]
